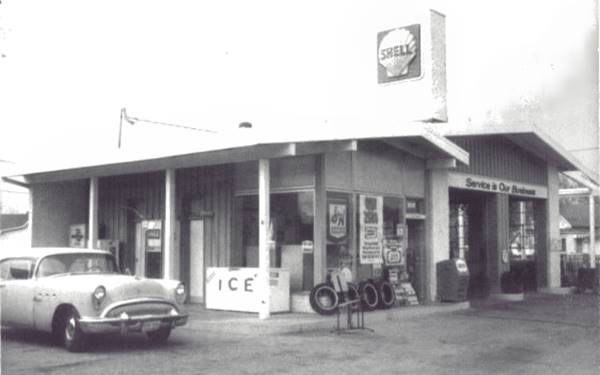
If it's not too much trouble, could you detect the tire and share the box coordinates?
[309,283,339,315]
[359,280,379,311]
[61,308,86,352]
[376,280,396,309]
[346,282,361,310]
[146,326,171,344]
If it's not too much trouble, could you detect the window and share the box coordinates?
[234,191,314,291]
[509,201,535,261]
[0,258,36,280]
[37,253,117,278]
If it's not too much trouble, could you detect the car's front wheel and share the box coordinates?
[146,326,171,344]
[61,308,86,352]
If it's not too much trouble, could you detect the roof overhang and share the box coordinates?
[440,123,599,185]
[10,121,469,184]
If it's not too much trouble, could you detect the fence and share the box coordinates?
[560,253,599,287]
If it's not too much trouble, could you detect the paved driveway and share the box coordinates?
[2,293,598,375]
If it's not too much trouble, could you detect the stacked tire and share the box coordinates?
[309,282,339,315]
[309,278,397,315]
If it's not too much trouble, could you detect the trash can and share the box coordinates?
[437,259,470,302]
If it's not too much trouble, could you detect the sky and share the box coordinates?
[0,0,598,178]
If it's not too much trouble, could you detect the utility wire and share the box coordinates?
[125,113,218,134]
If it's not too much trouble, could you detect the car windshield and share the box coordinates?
[37,253,118,277]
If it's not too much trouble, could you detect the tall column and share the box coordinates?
[485,193,510,293]
[87,177,98,249]
[424,168,450,303]
[546,166,561,287]
[313,155,327,285]
[258,159,271,319]
[164,169,176,279]
[590,194,596,268]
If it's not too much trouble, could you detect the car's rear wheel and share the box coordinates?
[61,308,86,352]
[146,326,171,344]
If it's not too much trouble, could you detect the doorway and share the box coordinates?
[406,219,425,301]
[189,219,204,303]
[449,189,487,298]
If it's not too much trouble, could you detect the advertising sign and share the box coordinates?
[327,197,348,243]
[383,238,404,266]
[448,172,548,198]
[205,267,290,313]
[377,24,421,84]
[69,224,86,248]
[359,195,383,264]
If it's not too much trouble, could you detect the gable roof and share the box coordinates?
[559,199,600,229]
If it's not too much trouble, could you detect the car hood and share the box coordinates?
[41,274,176,303]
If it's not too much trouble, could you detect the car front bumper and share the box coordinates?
[79,308,188,335]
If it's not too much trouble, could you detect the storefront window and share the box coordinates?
[235,192,314,291]
[509,200,535,261]
[449,204,469,259]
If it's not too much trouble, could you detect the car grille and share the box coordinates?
[105,302,173,318]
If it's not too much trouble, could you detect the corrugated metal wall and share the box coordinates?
[449,136,547,186]
[177,164,233,271]
[98,172,165,270]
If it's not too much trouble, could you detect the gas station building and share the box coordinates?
[7,9,597,317]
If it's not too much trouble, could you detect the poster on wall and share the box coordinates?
[383,238,404,266]
[359,195,383,264]
[69,224,87,248]
[327,196,348,243]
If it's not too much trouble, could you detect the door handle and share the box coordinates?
[33,294,42,302]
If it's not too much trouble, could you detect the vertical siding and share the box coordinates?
[449,136,547,186]
[97,172,165,270]
[177,165,233,270]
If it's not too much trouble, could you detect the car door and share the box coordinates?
[0,258,36,328]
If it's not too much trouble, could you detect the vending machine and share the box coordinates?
[135,220,163,278]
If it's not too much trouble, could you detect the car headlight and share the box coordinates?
[92,285,106,310]
[175,283,186,304]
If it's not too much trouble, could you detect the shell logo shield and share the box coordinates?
[377,24,421,84]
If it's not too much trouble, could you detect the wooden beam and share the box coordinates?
[426,158,456,170]
[295,140,357,155]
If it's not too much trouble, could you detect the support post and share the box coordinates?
[87,177,98,249]
[258,159,271,319]
[590,194,596,269]
[424,167,450,302]
[164,169,176,279]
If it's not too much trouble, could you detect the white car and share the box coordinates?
[0,247,188,351]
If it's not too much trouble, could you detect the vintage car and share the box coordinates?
[0,247,188,351]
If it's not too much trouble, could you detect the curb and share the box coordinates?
[186,301,470,335]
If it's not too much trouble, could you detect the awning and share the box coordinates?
[8,120,469,184]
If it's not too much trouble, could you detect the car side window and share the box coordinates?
[0,259,35,281]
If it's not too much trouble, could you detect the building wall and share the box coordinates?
[97,172,165,270]
[233,156,316,192]
[177,164,234,291]
[449,136,547,186]
[325,142,426,197]
[31,179,89,247]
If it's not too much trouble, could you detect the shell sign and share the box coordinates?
[377,24,421,84]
